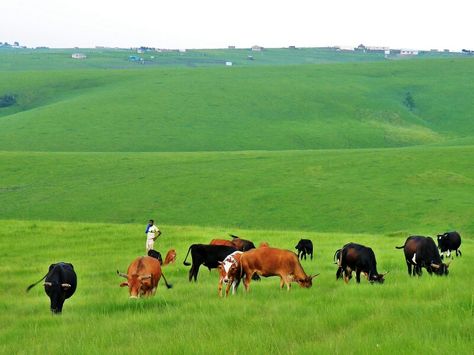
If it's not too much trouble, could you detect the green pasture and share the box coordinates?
[0,220,471,354]
[1,146,473,235]
[0,50,473,353]
[0,59,473,152]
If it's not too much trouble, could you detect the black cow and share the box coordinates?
[26,262,77,314]
[183,244,237,282]
[437,231,462,259]
[335,243,386,283]
[147,249,163,264]
[229,234,256,251]
[396,236,449,276]
[295,239,313,260]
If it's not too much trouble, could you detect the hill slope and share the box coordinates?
[0,59,473,152]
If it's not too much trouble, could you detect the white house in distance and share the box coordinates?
[400,49,419,56]
[251,45,263,51]
[225,61,233,66]
[71,53,87,59]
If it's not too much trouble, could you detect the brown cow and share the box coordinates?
[240,247,318,291]
[217,251,243,297]
[229,234,256,251]
[210,239,234,247]
[164,249,177,265]
[117,256,172,298]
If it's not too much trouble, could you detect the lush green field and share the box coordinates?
[1,59,474,152]
[0,220,471,354]
[1,146,473,234]
[0,50,473,353]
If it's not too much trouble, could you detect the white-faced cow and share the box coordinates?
[437,231,462,259]
[117,256,172,298]
[335,243,387,284]
[240,247,318,291]
[26,262,77,314]
[183,244,237,282]
[217,251,243,297]
[396,236,450,276]
[295,238,313,260]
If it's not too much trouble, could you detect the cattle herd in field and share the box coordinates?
[26,231,462,314]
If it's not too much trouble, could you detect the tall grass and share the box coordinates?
[0,220,471,354]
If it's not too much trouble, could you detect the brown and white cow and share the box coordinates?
[240,247,318,291]
[217,251,243,297]
[117,256,172,298]
[164,249,177,265]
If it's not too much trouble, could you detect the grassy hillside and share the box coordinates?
[0,220,471,354]
[1,147,473,234]
[0,59,473,152]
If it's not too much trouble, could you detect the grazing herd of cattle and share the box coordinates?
[26,231,462,313]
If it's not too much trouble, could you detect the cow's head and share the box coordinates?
[117,271,153,298]
[430,262,450,276]
[218,257,240,284]
[297,274,319,288]
[369,272,388,284]
[44,281,71,314]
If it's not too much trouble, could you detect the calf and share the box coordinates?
[26,262,77,314]
[183,244,237,282]
[437,231,462,259]
[117,256,172,298]
[295,239,313,260]
[396,236,449,276]
[164,249,177,265]
[217,251,243,297]
[240,247,318,291]
[336,243,386,284]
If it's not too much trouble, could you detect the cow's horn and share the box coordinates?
[381,271,389,276]
[139,274,152,280]
[43,282,52,286]
[446,262,451,268]
[311,273,320,279]
[61,283,71,288]
[430,263,440,269]
[116,270,128,278]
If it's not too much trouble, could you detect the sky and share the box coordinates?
[1,0,473,51]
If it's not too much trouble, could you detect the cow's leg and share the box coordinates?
[343,268,351,283]
[447,250,451,258]
[336,267,343,280]
[218,278,223,297]
[457,249,462,257]
[243,272,252,292]
[303,252,306,260]
[285,276,291,291]
[356,270,361,283]
[279,276,285,289]
[406,261,412,276]
[310,251,313,260]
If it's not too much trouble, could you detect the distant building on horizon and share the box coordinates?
[400,49,419,56]
[251,45,263,51]
[71,53,87,59]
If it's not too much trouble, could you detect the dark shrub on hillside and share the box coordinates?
[404,92,415,111]
[0,94,16,108]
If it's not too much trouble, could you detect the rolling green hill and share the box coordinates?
[0,59,473,152]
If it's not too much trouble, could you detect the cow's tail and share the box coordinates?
[161,272,173,289]
[395,244,405,249]
[333,249,342,264]
[229,234,239,239]
[183,246,192,266]
[26,272,48,292]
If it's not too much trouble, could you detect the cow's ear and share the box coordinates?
[218,261,224,265]
[120,282,128,287]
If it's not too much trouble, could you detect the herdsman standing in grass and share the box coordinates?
[145,219,161,252]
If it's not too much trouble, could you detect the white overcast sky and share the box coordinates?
[1,0,472,51]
